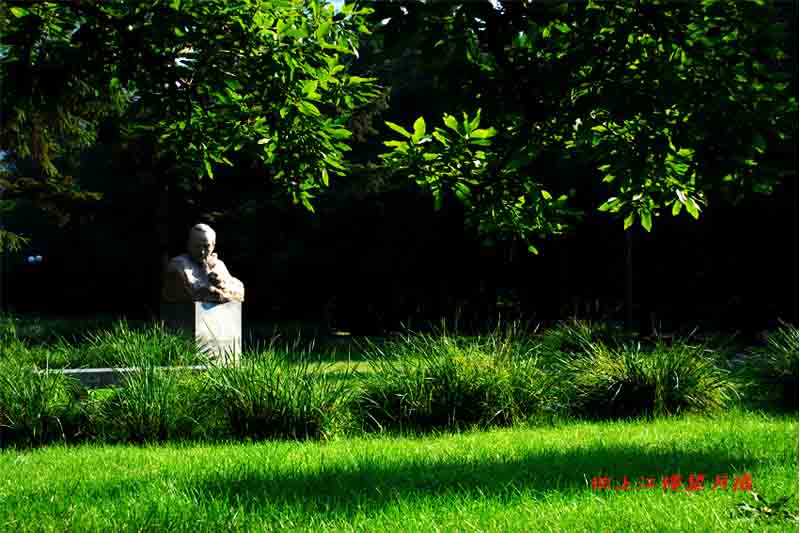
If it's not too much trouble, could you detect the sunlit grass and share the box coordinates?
[0,409,795,531]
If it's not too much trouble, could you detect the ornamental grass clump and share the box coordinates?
[81,320,205,368]
[0,360,85,448]
[202,349,355,441]
[739,322,799,411]
[0,318,71,368]
[0,315,119,346]
[0,314,18,342]
[0,336,32,365]
[539,318,632,357]
[356,327,557,433]
[557,336,737,420]
[93,355,204,443]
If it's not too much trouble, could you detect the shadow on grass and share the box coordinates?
[29,441,778,522]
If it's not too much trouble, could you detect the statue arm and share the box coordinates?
[213,260,245,301]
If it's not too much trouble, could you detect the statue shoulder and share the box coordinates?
[167,254,195,272]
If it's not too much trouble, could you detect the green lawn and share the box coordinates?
[1,409,796,532]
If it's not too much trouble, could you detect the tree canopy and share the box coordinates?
[0,0,795,331]
[1,0,380,249]
[377,0,796,250]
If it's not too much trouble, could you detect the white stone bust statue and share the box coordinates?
[162,224,245,303]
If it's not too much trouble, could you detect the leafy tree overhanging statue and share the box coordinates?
[0,0,380,251]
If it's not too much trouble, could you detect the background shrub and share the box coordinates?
[80,321,206,368]
[738,322,799,411]
[538,319,633,356]
[1,316,206,368]
[93,355,205,443]
[557,336,738,419]
[356,327,557,432]
[201,350,354,441]
[0,319,71,368]
[0,315,120,347]
[0,360,86,448]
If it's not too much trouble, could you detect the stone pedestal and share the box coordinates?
[160,301,241,365]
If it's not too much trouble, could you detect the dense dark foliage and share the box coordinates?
[1,0,796,336]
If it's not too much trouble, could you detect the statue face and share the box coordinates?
[188,231,215,263]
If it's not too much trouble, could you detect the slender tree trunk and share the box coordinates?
[625,228,633,331]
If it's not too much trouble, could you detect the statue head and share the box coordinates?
[187,223,216,264]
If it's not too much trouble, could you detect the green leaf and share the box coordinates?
[297,101,321,116]
[0,229,30,253]
[413,117,426,141]
[432,132,449,146]
[383,140,407,148]
[672,200,682,216]
[317,22,332,39]
[10,7,29,17]
[541,190,552,200]
[434,190,443,211]
[554,22,571,33]
[470,128,497,139]
[347,76,373,85]
[386,121,412,138]
[640,210,652,232]
[329,128,352,140]
[624,212,635,230]
[443,114,459,133]
[468,110,481,132]
[686,198,700,219]
[454,182,470,200]
[321,167,329,186]
[277,18,288,34]
[527,244,539,255]
[204,159,214,179]
[598,197,621,212]
[468,139,492,146]
[602,174,615,183]
[303,80,319,95]
[598,164,611,172]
